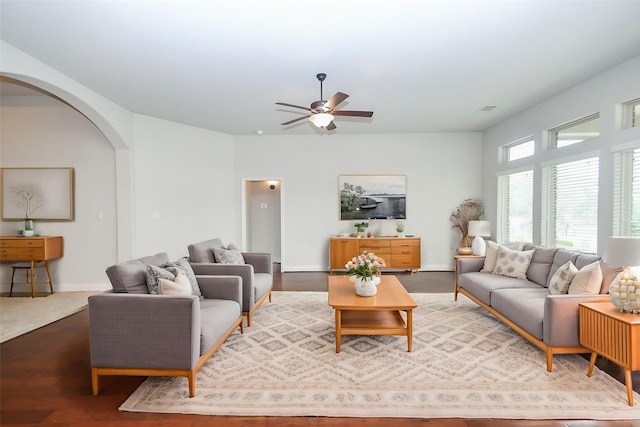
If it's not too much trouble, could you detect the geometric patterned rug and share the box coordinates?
[120,291,640,419]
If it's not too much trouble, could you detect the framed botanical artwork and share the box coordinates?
[339,174,406,221]
[1,167,74,220]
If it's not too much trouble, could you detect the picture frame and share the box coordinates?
[339,174,406,221]
[1,167,74,220]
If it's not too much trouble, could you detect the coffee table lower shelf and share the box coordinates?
[335,309,412,353]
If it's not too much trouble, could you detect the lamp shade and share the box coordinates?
[604,236,640,267]
[468,220,491,237]
[309,112,334,128]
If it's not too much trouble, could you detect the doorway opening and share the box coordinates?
[244,180,282,269]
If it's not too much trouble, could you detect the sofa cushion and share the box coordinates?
[254,273,272,301]
[199,299,241,355]
[146,264,176,295]
[481,241,500,272]
[213,247,245,264]
[158,272,192,296]
[188,238,225,263]
[105,252,170,294]
[493,246,534,279]
[574,253,601,270]
[490,288,547,340]
[548,261,578,295]
[165,257,203,298]
[568,261,603,295]
[523,244,558,287]
[458,272,540,305]
[600,261,624,294]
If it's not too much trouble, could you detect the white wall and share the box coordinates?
[234,132,483,271]
[482,55,640,255]
[0,95,117,291]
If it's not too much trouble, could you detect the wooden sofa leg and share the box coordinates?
[91,368,100,396]
[187,372,196,398]
[246,312,252,327]
[546,350,553,372]
[269,291,272,302]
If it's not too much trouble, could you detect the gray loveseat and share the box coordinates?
[454,243,622,372]
[188,238,273,327]
[88,252,243,397]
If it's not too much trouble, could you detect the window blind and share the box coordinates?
[613,148,640,236]
[497,170,533,243]
[541,157,599,252]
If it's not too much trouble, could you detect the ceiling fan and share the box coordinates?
[275,73,373,131]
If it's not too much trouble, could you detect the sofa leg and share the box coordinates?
[246,312,252,327]
[91,368,100,396]
[187,372,196,398]
[546,350,553,372]
[269,291,272,302]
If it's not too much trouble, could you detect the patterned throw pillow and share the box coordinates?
[548,261,578,295]
[568,261,603,295]
[493,246,535,279]
[145,264,175,294]
[481,241,500,273]
[158,272,192,296]
[165,257,203,298]
[213,245,245,264]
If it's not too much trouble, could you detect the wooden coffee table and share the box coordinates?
[328,275,417,353]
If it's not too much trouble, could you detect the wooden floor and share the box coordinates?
[1,271,639,427]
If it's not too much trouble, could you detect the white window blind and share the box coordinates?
[541,157,599,252]
[497,170,533,243]
[613,148,640,236]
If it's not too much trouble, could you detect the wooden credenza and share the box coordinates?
[1,236,64,297]
[329,237,421,273]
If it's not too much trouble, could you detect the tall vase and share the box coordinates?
[355,278,377,297]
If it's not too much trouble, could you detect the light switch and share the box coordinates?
[261,203,268,209]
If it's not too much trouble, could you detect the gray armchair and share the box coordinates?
[88,252,243,397]
[188,238,273,326]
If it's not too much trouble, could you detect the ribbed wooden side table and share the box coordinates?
[579,302,640,406]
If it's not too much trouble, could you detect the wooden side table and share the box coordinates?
[579,302,640,406]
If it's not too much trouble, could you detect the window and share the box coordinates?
[549,114,600,149]
[497,169,533,243]
[622,98,640,129]
[613,147,640,236]
[502,138,534,162]
[541,157,599,252]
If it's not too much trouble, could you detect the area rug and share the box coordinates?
[0,291,98,342]
[120,291,639,419]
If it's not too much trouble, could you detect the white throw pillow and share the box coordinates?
[493,246,534,279]
[568,261,603,295]
[158,272,192,296]
[548,261,578,295]
[481,241,500,273]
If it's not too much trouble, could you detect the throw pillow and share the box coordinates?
[213,245,245,264]
[158,272,192,296]
[493,246,535,279]
[481,241,500,273]
[165,257,203,298]
[568,261,603,295]
[145,264,176,295]
[548,261,578,295]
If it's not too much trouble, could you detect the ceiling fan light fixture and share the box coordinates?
[309,112,334,128]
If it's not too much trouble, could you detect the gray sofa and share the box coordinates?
[88,252,243,397]
[188,238,273,327]
[454,243,622,372]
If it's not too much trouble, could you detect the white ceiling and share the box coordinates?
[1,1,640,136]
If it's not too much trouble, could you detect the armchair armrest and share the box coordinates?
[242,252,272,275]
[456,256,485,276]
[543,294,609,347]
[88,293,200,370]
[190,262,255,310]
[196,275,242,305]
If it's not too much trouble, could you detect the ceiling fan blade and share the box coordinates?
[275,102,312,112]
[326,121,337,131]
[281,115,310,126]
[324,92,349,110]
[333,110,374,117]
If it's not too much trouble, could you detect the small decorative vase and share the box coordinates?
[372,276,381,286]
[23,230,35,237]
[609,267,640,314]
[355,277,377,297]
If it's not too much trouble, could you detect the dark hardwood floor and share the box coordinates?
[1,271,638,427]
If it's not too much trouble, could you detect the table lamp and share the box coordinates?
[468,220,491,256]
[604,236,640,314]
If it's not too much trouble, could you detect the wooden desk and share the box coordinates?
[1,236,64,297]
[579,302,640,406]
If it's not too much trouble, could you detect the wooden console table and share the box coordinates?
[579,302,640,406]
[329,237,421,273]
[1,236,64,297]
